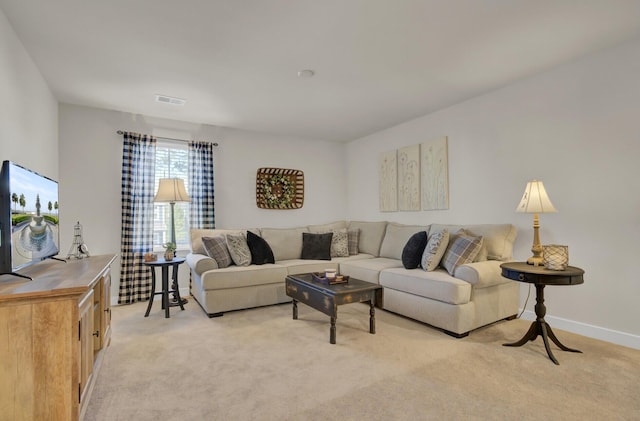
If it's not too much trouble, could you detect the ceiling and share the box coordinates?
[2,1,640,142]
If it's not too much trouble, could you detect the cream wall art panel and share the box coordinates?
[398,144,421,211]
[421,136,449,210]
[378,150,398,212]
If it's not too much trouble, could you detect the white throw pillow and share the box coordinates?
[225,233,251,267]
[421,229,450,271]
[327,228,349,257]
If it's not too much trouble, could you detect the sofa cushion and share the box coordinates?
[261,227,309,261]
[301,232,333,260]
[226,233,251,267]
[308,221,347,233]
[347,221,387,257]
[421,229,450,271]
[401,231,428,269]
[441,231,483,275]
[246,231,275,265]
[348,229,360,255]
[202,236,233,268]
[379,268,472,305]
[429,224,517,261]
[280,259,339,276]
[200,264,289,290]
[379,223,430,260]
[339,257,403,284]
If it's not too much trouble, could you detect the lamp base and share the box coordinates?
[526,256,545,267]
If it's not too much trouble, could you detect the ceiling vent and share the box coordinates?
[155,95,186,106]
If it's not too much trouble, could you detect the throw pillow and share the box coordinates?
[225,233,251,267]
[328,229,349,257]
[421,229,450,271]
[441,230,484,275]
[201,236,233,268]
[348,229,360,255]
[246,231,275,265]
[401,231,428,269]
[301,232,333,260]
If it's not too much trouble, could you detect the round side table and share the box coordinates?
[501,261,584,365]
[143,257,187,318]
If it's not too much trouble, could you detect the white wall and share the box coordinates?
[0,9,58,179]
[346,38,640,347]
[59,104,347,303]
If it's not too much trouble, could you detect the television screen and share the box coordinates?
[0,161,60,275]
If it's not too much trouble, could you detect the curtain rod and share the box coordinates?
[116,130,218,146]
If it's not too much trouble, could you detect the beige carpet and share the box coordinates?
[85,299,640,421]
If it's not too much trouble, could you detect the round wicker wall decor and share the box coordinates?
[256,168,304,209]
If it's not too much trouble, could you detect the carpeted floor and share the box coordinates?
[84,299,640,421]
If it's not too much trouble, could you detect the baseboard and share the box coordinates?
[519,310,640,350]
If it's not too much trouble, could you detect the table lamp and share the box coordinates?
[516,180,557,266]
[154,178,191,246]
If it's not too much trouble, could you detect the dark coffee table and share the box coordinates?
[285,273,383,344]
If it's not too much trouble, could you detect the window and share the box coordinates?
[153,141,190,250]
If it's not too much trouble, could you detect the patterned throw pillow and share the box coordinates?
[328,229,349,257]
[421,229,450,271]
[202,236,233,268]
[348,229,360,255]
[401,231,428,269]
[246,231,275,265]
[301,232,333,260]
[225,233,251,267]
[441,230,483,275]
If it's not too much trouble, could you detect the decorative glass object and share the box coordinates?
[543,245,568,270]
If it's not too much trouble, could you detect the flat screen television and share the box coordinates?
[0,160,60,279]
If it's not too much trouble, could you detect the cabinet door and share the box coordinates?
[101,268,112,348]
[78,290,94,407]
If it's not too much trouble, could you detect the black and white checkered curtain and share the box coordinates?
[118,132,156,304]
[188,141,215,229]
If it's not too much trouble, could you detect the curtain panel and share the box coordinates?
[188,141,215,229]
[118,132,156,304]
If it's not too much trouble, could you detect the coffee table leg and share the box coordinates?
[330,316,336,344]
[369,301,376,334]
[292,299,298,320]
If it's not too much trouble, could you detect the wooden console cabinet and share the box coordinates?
[0,254,116,421]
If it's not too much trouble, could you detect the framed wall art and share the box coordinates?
[398,144,421,211]
[256,167,304,209]
[378,150,398,212]
[421,136,449,210]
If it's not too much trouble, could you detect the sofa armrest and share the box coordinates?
[186,252,218,276]
[454,260,508,288]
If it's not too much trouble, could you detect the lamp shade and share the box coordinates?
[516,180,557,214]
[154,178,191,203]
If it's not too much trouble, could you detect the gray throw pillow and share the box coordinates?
[441,230,483,275]
[348,229,360,255]
[421,229,450,271]
[301,232,333,260]
[202,236,233,268]
[225,233,251,267]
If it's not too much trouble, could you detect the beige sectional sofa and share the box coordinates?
[186,220,519,337]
